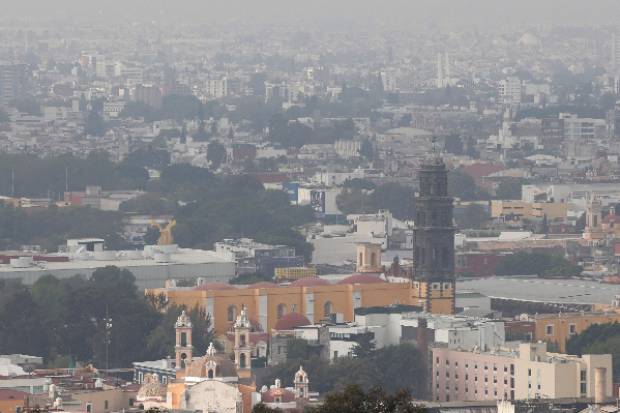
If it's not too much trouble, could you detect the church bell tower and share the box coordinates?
[412,154,455,314]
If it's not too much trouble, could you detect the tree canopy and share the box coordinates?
[566,322,620,379]
[0,267,214,368]
[495,251,582,278]
[336,182,415,220]
[256,343,426,398]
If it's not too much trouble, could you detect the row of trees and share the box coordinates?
[256,339,426,399]
[0,152,149,198]
[0,204,126,252]
[336,182,415,220]
[120,165,316,261]
[254,385,425,413]
[0,266,215,367]
[495,251,583,278]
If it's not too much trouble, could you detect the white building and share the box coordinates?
[0,242,235,289]
[499,77,523,106]
[206,77,228,99]
[354,307,505,352]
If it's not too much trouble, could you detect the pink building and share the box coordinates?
[432,343,613,403]
[433,346,515,402]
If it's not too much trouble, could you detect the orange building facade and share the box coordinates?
[148,274,454,336]
[533,311,620,352]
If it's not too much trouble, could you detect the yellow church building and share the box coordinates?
[147,243,455,336]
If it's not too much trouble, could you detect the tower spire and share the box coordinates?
[412,154,455,314]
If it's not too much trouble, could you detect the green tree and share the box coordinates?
[307,385,425,413]
[448,170,489,201]
[496,251,582,278]
[207,140,227,170]
[495,178,525,200]
[455,204,489,230]
[359,139,374,160]
[566,323,620,379]
[351,333,375,358]
[252,404,282,413]
[85,110,107,136]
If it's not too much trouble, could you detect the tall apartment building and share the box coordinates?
[498,77,523,106]
[206,77,228,99]
[0,64,25,107]
[432,342,613,403]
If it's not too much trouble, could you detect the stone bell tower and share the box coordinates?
[175,310,193,369]
[294,366,309,399]
[412,153,455,314]
[233,306,252,378]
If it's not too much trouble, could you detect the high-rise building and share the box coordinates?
[412,154,456,314]
[0,64,24,108]
[611,31,620,74]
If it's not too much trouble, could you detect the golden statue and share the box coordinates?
[150,219,177,245]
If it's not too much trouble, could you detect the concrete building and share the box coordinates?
[499,77,523,106]
[490,201,567,222]
[206,77,228,99]
[0,242,235,289]
[352,306,505,351]
[432,342,613,403]
[532,311,620,353]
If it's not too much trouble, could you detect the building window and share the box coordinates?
[545,325,554,335]
[104,401,109,410]
[227,305,237,322]
[86,404,93,413]
[324,301,333,317]
[277,303,287,319]
[569,324,576,335]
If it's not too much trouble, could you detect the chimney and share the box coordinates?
[416,317,430,399]
[594,367,607,404]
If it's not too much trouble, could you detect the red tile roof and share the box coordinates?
[290,277,330,287]
[337,273,386,285]
[461,163,505,180]
[274,313,311,331]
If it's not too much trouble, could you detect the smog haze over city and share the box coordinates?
[1,1,620,413]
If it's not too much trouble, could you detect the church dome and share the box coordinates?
[337,273,386,285]
[248,281,280,289]
[193,282,236,291]
[290,277,330,287]
[274,312,310,331]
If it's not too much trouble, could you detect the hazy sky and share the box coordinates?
[3,0,620,26]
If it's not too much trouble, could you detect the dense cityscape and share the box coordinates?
[1,1,620,413]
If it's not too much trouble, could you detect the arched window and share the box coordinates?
[370,252,377,267]
[227,305,237,322]
[358,252,364,267]
[239,353,247,368]
[208,369,214,379]
[180,332,187,346]
[277,303,287,319]
[240,333,247,347]
[324,301,333,317]
[180,353,187,368]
